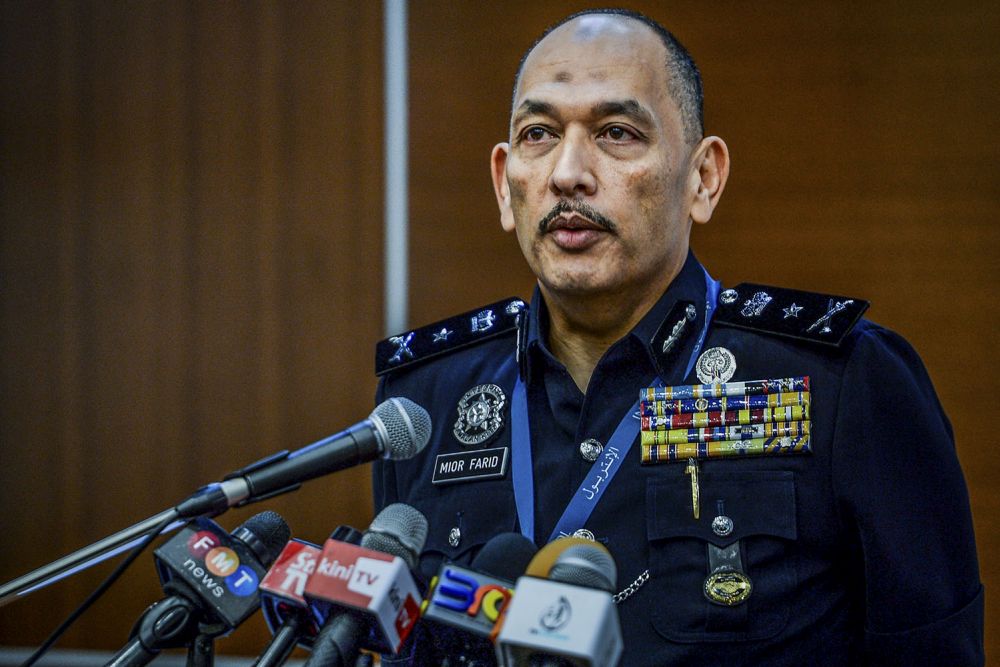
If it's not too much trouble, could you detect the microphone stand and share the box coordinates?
[0,508,183,608]
[187,628,216,667]
[0,450,296,608]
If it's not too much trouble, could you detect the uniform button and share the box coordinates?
[712,514,734,537]
[572,528,595,541]
[448,527,461,548]
[579,438,603,462]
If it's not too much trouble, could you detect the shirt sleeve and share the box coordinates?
[831,326,983,665]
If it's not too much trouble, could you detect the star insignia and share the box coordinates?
[783,303,804,319]
[432,327,453,342]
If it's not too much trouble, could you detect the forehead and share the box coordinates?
[514,16,671,115]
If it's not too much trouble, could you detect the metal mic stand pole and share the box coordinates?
[0,449,291,607]
[0,508,183,608]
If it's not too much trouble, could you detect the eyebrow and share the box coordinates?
[512,99,556,127]
[512,98,654,128]
[591,99,654,127]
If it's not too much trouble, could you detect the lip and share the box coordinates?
[545,214,608,250]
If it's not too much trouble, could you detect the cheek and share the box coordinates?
[505,165,549,238]
[612,166,667,222]
[507,175,527,208]
[627,161,672,197]
[629,164,684,217]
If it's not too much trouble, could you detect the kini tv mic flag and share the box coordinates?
[256,526,363,667]
[303,504,428,662]
[496,542,623,667]
[420,532,537,662]
[106,512,290,667]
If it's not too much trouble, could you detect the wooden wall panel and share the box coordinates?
[0,0,383,655]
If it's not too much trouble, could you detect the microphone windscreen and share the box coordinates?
[524,536,608,579]
[233,510,292,566]
[548,544,617,592]
[372,397,432,460]
[362,503,429,569]
[471,533,537,581]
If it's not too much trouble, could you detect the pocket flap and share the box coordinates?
[647,470,796,547]
[412,486,518,560]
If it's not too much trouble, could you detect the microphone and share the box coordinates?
[177,398,432,517]
[420,533,537,666]
[107,511,291,667]
[523,536,601,579]
[496,541,623,667]
[303,504,428,666]
[255,525,363,667]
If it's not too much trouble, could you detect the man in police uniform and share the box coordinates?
[373,9,983,665]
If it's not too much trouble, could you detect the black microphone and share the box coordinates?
[255,525,364,667]
[177,398,432,517]
[106,511,291,667]
[303,504,429,667]
[496,542,623,667]
[421,533,538,667]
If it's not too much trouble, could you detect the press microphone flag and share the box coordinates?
[304,504,428,657]
[106,512,290,667]
[496,541,623,667]
[152,512,291,630]
[420,532,537,660]
[256,526,363,666]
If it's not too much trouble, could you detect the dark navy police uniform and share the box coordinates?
[373,252,983,665]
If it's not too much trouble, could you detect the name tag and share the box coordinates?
[432,447,509,485]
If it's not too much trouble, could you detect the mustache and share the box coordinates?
[537,200,618,234]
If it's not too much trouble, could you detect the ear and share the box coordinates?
[491,142,516,232]
[689,136,730,225]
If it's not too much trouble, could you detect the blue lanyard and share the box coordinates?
[511,269,721,543]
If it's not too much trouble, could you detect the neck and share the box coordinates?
[542,275,676,394]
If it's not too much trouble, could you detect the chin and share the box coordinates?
[540,271,621,297]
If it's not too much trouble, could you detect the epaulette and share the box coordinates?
[375,297,526,376]
[714,283,869,348]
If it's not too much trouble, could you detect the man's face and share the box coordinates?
[492,17,700,302]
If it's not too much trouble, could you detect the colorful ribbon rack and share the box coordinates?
[640,376,812,463]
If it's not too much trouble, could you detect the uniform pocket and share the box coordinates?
[408,484,518,583]
[646,469,797,643]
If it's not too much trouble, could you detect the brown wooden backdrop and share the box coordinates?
[1,0,997,661]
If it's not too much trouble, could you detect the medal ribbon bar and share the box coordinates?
[641,376,809,401]
[642,435,812,463]
[640,376,813,464]
[639,390,809,417]
[640,420,810,445]
[641,404,808,431]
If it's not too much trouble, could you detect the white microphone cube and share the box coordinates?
[496,576,622,666]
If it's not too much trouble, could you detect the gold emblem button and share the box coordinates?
[703,570,752,606]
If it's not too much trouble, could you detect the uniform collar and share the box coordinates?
[523,250,709,384]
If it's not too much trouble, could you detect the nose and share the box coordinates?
[549,129,597,198]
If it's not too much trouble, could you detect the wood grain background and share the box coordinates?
[1,1,996,660]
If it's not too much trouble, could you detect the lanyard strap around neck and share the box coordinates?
[511,268,721,543]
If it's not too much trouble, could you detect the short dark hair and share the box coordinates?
[512,8,704,144]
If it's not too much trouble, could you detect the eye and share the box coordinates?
[599,125,638,142]
[521,126,554,143]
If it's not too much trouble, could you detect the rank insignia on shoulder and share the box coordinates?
[715,283,868,347]
[375,297,525,376]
